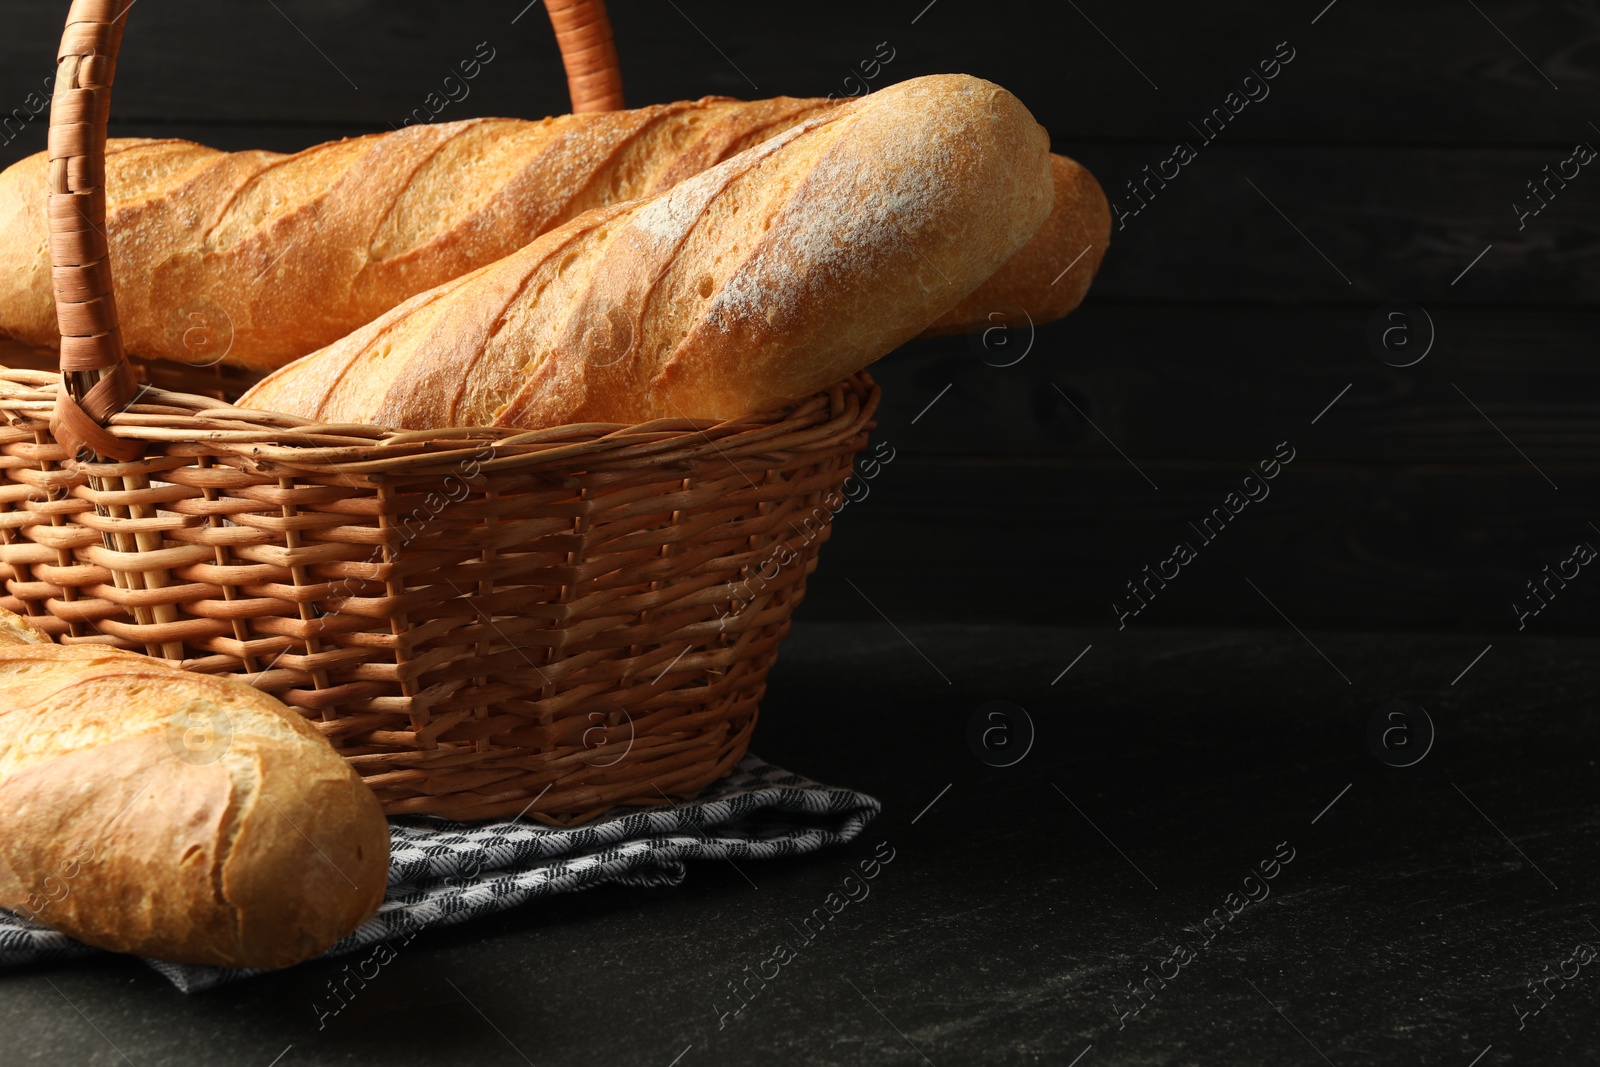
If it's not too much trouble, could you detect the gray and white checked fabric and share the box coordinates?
[0,755,879,993]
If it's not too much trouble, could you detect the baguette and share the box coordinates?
[923,153,1109,336]
[0,92,1105,370]
[0,612,389,968]
[239,74,1052,429]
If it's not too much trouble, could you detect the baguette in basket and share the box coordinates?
[0,611,389,968]
[241,74,1053,428]
[0,92,1106,370]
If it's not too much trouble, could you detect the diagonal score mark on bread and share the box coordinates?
[240,74,1056,431]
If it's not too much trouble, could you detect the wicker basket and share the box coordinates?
[0,0,878,823]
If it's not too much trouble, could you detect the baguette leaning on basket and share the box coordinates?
[0,92,1107,370]
[240,74,1053,428]
[0,611,389,968]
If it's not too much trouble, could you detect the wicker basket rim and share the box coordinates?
[0,368,880,478]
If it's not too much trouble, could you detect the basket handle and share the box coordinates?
[49,0,135,462]
[549,0,626,114]
[46,0,625,460]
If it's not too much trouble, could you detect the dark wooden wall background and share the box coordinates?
[0,0,1595,632]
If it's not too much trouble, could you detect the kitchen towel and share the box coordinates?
[0,755,879,992]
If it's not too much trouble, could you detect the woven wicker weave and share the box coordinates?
[0,0,878,823]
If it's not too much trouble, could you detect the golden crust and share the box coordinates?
[0,91,1104,371]
[0,99,837,370]
[243,75,1055,430]
[924,153,1111,336]
[0,642,388,968]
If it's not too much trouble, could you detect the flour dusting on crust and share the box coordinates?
[708,80,966,328]
[630,116,835,247]
[632,168,725,243]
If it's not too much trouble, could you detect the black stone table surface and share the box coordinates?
[3,621,1596,1066]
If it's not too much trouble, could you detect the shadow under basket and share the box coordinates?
[0,366,878,823]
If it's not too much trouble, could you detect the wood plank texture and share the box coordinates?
[801,462,1600,630]
[0,1,1591,141]
[874,305,1600,465]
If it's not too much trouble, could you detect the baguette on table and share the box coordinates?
[240,74,1054,429]
[0,611,388,968]
[0,90,1106,370]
